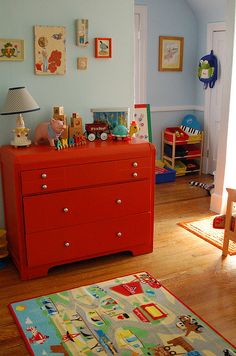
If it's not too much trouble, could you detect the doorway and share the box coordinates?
[204,22,226,174]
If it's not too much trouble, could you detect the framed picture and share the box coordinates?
[134,104,152,142]
[34,25,66,75]
[77,57,88,70]
[95,38,112,58]
[76,19,89,47]
[0,38,24,61]
[158,36,184,71]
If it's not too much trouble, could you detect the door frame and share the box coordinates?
[203,22,226,174]
[134,5,147,103]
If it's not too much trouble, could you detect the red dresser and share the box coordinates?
[0,140,155,280]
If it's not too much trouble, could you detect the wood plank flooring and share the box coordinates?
[0,174,236,354]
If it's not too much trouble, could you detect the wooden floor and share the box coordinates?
[1,174,236,354]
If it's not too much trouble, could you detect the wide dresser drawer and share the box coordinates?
[23,180,151,233]
[21,157,151,195]
[26,213,152,267]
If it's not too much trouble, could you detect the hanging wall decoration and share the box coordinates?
[34,25,66,75]
[76,19,89,47]
[0,38,24,61]
[158,36,184,72]
[77,57,88,70]
[95,38,112,58]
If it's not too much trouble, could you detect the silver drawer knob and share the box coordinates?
[116,232,122,238]
[42,184,47,189]
[132,172,138,177]
[132,162,138,167]
[64,242,70,247]
[41,173,47,179]
[63,207,69,213]
[116,199,122,204]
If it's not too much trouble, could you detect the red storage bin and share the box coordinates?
[164,127,189,143]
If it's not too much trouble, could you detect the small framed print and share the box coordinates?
[95,38,112,58]
[76,19,89,47]
[158,36,184,71]
[0,38,24,61]
[77,57,88,70]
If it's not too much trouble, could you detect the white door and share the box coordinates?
[205,23,226,174]
[134,6,147,104]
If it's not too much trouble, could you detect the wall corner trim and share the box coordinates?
[151,105,204,112]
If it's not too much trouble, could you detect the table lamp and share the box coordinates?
[1,86,40,147]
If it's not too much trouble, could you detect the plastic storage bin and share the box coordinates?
[155,166,176,184]
[164,159,187,176]
[164,127,189,143]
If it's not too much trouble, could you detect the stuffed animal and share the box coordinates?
[34,118,66,146]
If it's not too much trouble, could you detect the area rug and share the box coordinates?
[9,272,235,355]
[178,216,236,256]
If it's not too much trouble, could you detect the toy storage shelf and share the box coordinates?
[161,129,204,176]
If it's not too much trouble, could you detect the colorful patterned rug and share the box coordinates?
[9,272,235,355]
[178,216,236,256]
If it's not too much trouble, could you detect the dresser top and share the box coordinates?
[0,139,155,170]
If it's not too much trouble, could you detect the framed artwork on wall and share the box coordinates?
[77,57,88,70]
[158,36,184,71]
[76,19,89,47]
[34,25,66,75]
[95,38,112,58]
[0,38,24,61]
[134,104,152,142]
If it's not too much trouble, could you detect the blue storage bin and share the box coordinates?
[155,166,176,184]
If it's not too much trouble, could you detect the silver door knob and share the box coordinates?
[63,208,69,213]
[64,242,70,247]
[132,162,138,167]
[132,172,138,177]
[116,199,122,204]
[41,173,47,179]
[116,232,122,238]
[42,184,47,189]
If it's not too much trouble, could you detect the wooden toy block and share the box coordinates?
[69,126,83,138]
[60,125,69,139]
[53,106,64,116]
[71,115,82,129]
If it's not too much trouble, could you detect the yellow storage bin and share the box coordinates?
[164,159,187,176]
[187,132,203,143]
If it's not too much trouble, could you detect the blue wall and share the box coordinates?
[0,0,134,227]
[135,0,226,158]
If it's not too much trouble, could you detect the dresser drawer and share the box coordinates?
[66,157,151,189]
[21,157,151,195]
[26,213,151,267]
[23,180,151,233]
[21,168,66,195]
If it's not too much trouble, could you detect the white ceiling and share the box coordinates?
[185,0,226,19]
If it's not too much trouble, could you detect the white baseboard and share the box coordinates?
[210,192,224,214]
[151,105,204,113]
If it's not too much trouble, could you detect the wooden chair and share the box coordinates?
[222,188,236,256]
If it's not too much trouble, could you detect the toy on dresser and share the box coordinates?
[34,106,67,146]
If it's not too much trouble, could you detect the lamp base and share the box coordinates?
[11,136,31,148]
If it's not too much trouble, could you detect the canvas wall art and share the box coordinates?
[34,25,66,75]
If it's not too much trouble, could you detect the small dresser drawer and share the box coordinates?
[21,168,66,195]
[66,157,151,189]
[23,180,151,233]
[26,213,151,267]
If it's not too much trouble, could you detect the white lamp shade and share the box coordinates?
[1,86,40,115]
